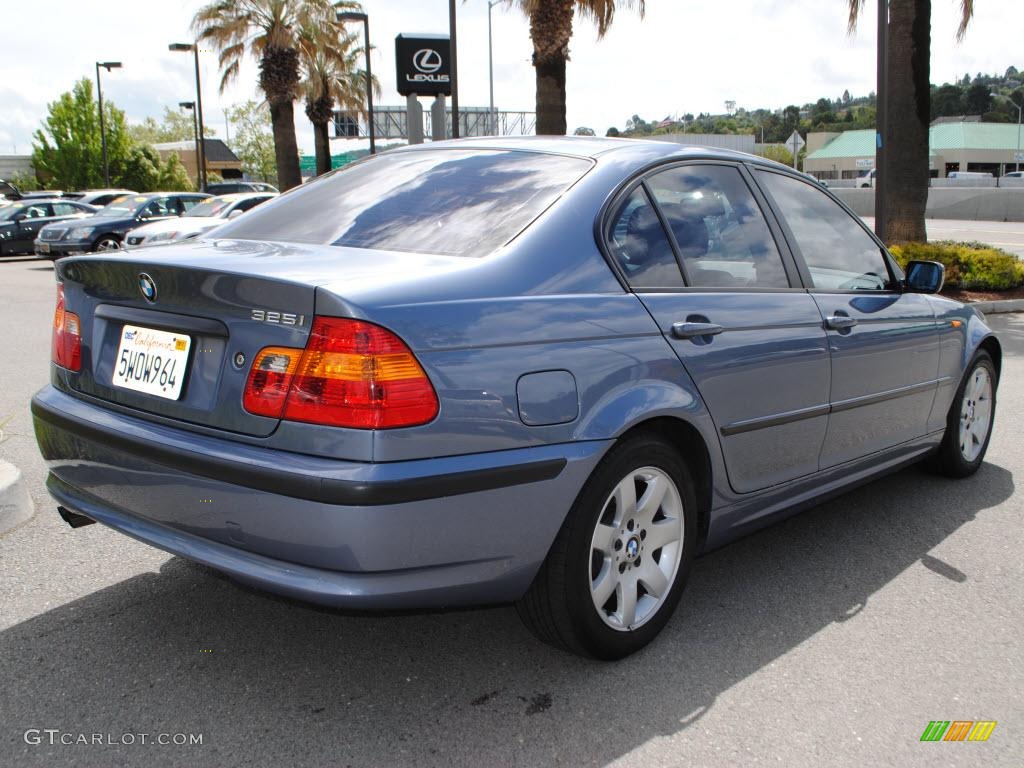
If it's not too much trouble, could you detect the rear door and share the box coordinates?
[607,162,832,494]
[755,169,940,468]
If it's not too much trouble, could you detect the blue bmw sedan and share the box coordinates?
[32,137,1001,659]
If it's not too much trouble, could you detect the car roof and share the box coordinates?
[4,197,79,204]
[210,192,276,202]
[81,189,135,195]
[395,135,779,169]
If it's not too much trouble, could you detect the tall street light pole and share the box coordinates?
[1015,99,1022,174]
[449,0,460,138]
[336,9,375,154]
[95,61,122,187]
[170,43,207,190]
[488,0,500,136]
[179,101,201,188]
[874,0,888,242]
[992,92,1023,173]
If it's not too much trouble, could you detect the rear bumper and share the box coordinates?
[32,385,609,609]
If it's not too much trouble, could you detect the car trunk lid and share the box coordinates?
[57,240,322,437]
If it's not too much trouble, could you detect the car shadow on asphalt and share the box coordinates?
[0,459,1013,766]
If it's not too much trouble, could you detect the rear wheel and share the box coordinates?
[517,435,697,659]
[933,350,997,477]
[93,235,121,251]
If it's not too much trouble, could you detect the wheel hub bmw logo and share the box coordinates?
[625,538,639,560]
[138,273,157,303]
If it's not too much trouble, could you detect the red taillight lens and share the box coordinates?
[243,318,439,429]
[51,284,81,371]
[242,347,302,418]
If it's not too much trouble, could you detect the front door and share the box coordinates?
[605,162,832,494]
[756,170,941,468]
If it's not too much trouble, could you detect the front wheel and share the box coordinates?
[92,235,121,251]
[933,350,997,477]
[517,435,697,659]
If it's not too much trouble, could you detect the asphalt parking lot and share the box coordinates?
[0,255,1021,767]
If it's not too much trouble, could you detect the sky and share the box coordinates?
[0,0,1020,157]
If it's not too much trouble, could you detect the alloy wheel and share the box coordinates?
[959,366,993,462]
[95,237,121,251]
[589,466,684,631]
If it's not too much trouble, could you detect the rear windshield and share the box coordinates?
[186,198,233,218]
[212,149,591,257]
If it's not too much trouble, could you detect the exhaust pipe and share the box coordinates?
[57,505,95,528]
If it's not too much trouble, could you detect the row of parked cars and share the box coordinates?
[0,182,277,258]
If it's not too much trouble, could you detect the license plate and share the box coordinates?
[37,242,50,254]
[111,325,191,400]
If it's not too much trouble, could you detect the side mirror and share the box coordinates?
[227,209,244,219]
[12,213,26,223]
[904,260,945,294]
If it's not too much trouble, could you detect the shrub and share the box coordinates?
[888,240,1024,291]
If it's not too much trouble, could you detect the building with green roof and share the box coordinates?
[804,122,1023,179]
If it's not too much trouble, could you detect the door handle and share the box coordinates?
[671,321,724,339]
[825,315,858,331]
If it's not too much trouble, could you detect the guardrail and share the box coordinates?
[830,187,1024,221]
[818,177,1024,189]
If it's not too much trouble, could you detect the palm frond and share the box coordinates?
[956,0,973,40]
[575,0,644,38]
[846,0,865,35]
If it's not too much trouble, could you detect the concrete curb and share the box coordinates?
[0,460,33,535]
[966,298,1024,314]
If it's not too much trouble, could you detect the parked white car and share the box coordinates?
[857,168,877,188]
[123,192,276,249]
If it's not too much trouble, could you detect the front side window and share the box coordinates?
[646,165,790,288]
[606,187,684,288]
[214,149,591,258]
[758,171,894,291]
[21,204,52,219]
[179,197,203,212]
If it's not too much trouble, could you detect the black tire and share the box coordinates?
[932,350,997,478]
[517,435,697,660]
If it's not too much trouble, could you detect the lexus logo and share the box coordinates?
[138,273,157,303]
[412,49,442,74]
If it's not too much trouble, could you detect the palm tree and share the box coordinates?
[847,0,974,243]
[193,0,336,190]
[513,0,644,135]
[298,14,377,176]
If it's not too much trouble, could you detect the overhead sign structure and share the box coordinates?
[396,34,452,96]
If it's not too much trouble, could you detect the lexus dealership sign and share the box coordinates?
[396,34,452,96]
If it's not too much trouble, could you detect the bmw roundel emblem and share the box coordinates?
[138,273,157,303]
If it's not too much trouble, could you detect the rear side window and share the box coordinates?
[214,149,591,258]
[758,171,894,291]
[142,198,175,218]
[607,187,684,288]
[646,165,789,288]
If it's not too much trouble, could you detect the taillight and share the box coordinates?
[51,284,81,371]
[242,347,302,418]
[243,317,439,429]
